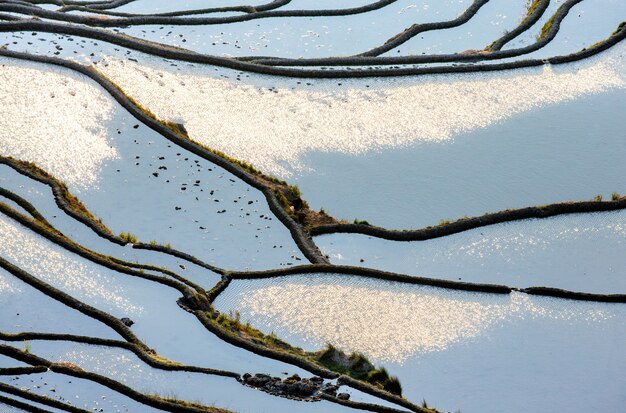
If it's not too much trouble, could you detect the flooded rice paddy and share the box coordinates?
[1,1,624,412]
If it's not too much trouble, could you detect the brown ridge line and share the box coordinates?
[0,366,49,376]
[0,184,208,291]
[227,264,512,294]
[0,203,415,409]
[320,392,421,413]
[487,0,551,51]
[0,186,51,226]
[0,332,239,378]
[245,0,582,66]
[0,392,56,413]
[72,0,137,10]
[189,311,426,413]
[2,0,399,26]
[59,1,264,16]
[0,381,91,413]
[0,201,212,312]
[62,0,291,17]
[0,157,116,240]
[357,0,490,57]
[10,0,135,10]
[206,275,232,303]
[0,156,230,272]
[0,12,22,21]
[310,198,626,241]
[0,344,234,413]
[0,254,146,348]
[337,376,431,413]
[191,310,338,379]
[0,49,328,263]
[0,18,623,78]
[226,264,626,303]
[132,242,225,274]
[521,287,626,303]
[107,256,208,293]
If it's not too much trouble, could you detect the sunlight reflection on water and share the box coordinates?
[216,275,618,363]
[0,61,118,189]
[0,214,142,314]
[99,44,626,177]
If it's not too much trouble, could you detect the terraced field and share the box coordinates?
[0,1,624,412]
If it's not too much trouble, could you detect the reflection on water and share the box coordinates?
[25,341,363,413]
[99,44,626,177]
[0,60,117,189]
[0,58,304,271]
[1,2,624,412]
[0,270,19,294]
[0,371,166,413]
[215,274,617,363]
[0,268,120,339]
[317,211,626,294]
[0,214,142,314]
[116,0,473,58]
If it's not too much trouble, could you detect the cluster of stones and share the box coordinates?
[241,373,351,401]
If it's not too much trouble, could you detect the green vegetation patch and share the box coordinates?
[213,312,403,395]
[316,344,402,395]
[95,70,342,233]
[3,157,112,235]
[119,231,138,244]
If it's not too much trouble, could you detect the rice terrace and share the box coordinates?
[0,0,624,412]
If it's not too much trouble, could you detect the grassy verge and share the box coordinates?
[214,311,403,395]
[486,0,545,50]
[1,157,112,235]
[94,69,342,231]
[538,14,556,40]
[119,231,138,243]
[317,344,402,395]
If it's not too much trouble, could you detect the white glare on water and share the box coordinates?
[219,276,617,363]
[99,45,626,177]
[0,215,142,314]
[0,61,117,189]
[0,271,19,294]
